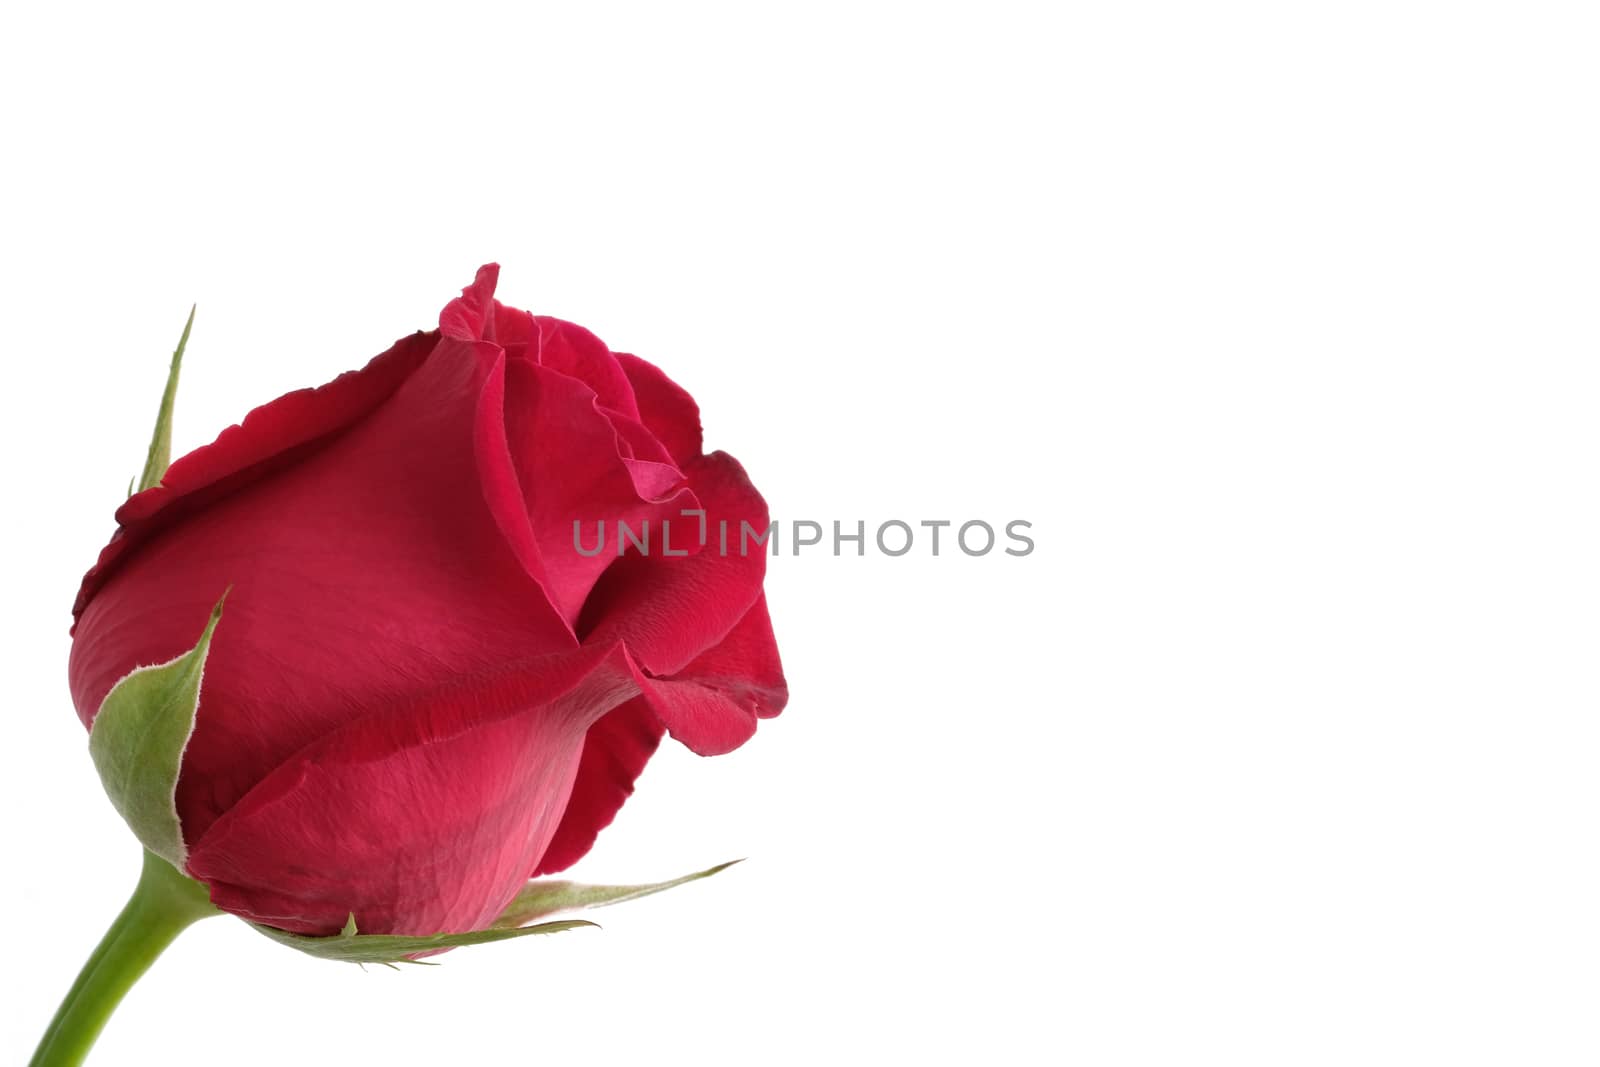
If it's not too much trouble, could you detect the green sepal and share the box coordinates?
[134,305,195,495]
[250,860,739,965]
[492,860,742,929]
[88,594,226,870]
[251,915,598,966]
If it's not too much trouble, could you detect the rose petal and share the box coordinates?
[494,358,698,627]
[532,696,664,877]
[534,316,641,420]
[633,592,788,756]
[70,330,574,846]
[536,593,787,875]
[615,352,703,464]
[438,263,502,341]
[579,451,769,676]
[188,643,641,936]
[71,330,435,630]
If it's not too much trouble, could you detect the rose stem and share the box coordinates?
[29,850,220,1067]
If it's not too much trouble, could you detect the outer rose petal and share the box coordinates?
[533,697,664,877]
[536,594,787,875]
[69,327,573,846]
[71,329,435,629]
[188,644,641,935]
[580,451,770,676]
[634,592,788,755]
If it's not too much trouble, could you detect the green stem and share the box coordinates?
[29,850,220,1067]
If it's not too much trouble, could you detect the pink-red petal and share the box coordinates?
[632,592,787,756]
[496,358,698,627]
[70,330,574,846]
[536,592,787,874]
[579,451,769,676]
[71,329,436,630]
[532,697,665,877]
[187,643,641,936]
[439,263,502,342]
[534,317,641,420]
[615,352,703,465]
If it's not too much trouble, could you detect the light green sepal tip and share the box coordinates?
[88,593,227,871]
[134,305,195,495]
[251,861,739,966]
[493,859,742,929]
[251,915,599,966]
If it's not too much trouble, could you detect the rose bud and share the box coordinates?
[67,265,787,945]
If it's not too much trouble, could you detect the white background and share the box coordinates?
[2,3,1597,1064]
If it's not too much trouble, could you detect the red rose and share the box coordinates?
[67,265,786,937]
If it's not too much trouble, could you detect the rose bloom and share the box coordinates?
[67,265,786,936]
